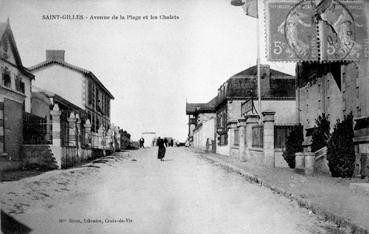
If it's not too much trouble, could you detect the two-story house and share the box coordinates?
[215,65,296,156]
[0,20,34,167]
[29,50,114,132]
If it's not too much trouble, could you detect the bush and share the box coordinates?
[311,113,330,152]
[283,124,304,168]
[327,114,355,177]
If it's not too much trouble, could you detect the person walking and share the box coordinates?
[141,137,145,148]
[157,137,166,161]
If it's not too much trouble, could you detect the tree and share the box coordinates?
[311,113,330,152]
[327,113,355,178]
[283,124,304,168]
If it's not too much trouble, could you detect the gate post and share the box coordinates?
[227,121,238,157]
[75,113,81,147]
[50,104,62,169]
[263,111,276,168]
[67,112,77,146]
[51,104,62,147]
[238,118,247,161]
[245,114,259,162]
[84,119,92,148]
[98,125,105,150]
[75,113,82,162]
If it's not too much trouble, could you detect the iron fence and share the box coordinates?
[23,112,52,144]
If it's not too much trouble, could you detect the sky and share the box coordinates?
[0,0,294,141]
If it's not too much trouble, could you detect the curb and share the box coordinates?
[199,153,369,234]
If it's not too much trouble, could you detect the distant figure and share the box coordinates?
[205,138,210,153]
[139,137,145,148]
[157,137,166,161]
[163,138,168,147]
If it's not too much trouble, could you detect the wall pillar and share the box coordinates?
[106,126,114,150]
[98,125,105,150]
[238,118,246,161]
[295,152,305,169]
[75,114,81,148]
[245,114,260,161]
[67,112,77,146]
[304,152,315,175]
[84,119,92,148]
[50,104,62,168]
[0,96,6,158]
[227,121,237,157]
[263,111,276,168]
[51,104,62,147]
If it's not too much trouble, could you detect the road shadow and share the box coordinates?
[1,209,32,234]
[161,159,174,162]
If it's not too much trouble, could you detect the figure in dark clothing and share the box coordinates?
[157,137,166,161]
[139,137,145,148]
[163,138,168,147]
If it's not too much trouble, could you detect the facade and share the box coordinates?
[296,60,369,176]
[27,89,87,145]
[0,20,34,168]
[192,116,216,151]
[186,64,296,164]
[29,50,114,133]
[215,65,296,156]
[186,97,217,148]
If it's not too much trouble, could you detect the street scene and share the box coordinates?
[1,0,369,233]
[0,148,347,234]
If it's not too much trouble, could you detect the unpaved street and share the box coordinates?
[1,148,344,234]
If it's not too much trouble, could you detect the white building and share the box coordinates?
[29,50,114,132]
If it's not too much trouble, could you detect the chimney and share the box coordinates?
[260,64,271,97]
[46,50,65,62]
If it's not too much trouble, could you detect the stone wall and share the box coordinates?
[230,146,239,158]
[248,148,264,165]
[275,150,288,168]
[298,72,344,130]
[193,117,215,151]
[216,142,229,156]
[21,145,96,170]
[21,145,58,170]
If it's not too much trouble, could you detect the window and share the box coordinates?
[95,87,100,111]
[20,82,25,93]
[2,72,11,88]
[87,112,92,123]
[91,114,95,132]
[96,117,100,130]
[107,99,110,117]
[88,81,93,105]
[15,76,25,93]
[216,106,227,131]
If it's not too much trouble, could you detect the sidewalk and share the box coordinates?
[193,148,369,234]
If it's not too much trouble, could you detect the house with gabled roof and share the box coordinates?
[29,50,114,132]
[186,97,217,151]
[0,19,35,169]
[215,64,296,156]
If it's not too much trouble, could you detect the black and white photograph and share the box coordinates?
[0,0,369,233]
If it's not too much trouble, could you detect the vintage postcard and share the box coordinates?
[0,0,369,233]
